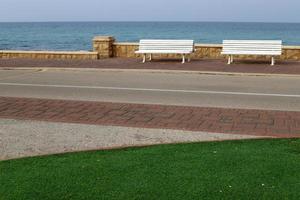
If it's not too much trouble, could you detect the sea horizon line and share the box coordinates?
[0,21,300,24]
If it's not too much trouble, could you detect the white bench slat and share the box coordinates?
[223,40,282,44]
[136,50,192,54]
[139,42,194,44]
[140,40,194,42]
[223,45,282,48]
[223,48,282,51]
[222,51,282,55]
[139,48,193,50]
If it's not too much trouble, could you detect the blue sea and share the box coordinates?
[1,22,300,51]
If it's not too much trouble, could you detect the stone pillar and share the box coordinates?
[93,36,115,59]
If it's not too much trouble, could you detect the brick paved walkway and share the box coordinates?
[0,96,299,138]
[1,58,300,75]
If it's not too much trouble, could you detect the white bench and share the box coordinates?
[135,40,194,64]
[221,40,282,65]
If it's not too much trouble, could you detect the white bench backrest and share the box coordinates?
[222,40,282,55]
[139,40,194,52]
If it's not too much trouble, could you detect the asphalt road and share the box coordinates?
[0,69,300,111]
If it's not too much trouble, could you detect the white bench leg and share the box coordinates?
[149,54,152,61]
[142,54,146,63]
[271,57,275,66]
[182,54,186,64]
[227,55,231,64]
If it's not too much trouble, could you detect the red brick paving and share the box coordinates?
[0,96,300,138]
[1,58,300,75]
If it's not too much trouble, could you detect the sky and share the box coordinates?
[0,0,299,23]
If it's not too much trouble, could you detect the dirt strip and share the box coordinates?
[0,96,299,138]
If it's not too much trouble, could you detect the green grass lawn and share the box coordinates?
[1,139,300,200]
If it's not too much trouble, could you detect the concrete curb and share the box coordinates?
[1,67,300,78]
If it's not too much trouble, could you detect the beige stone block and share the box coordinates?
[93,36,115,59]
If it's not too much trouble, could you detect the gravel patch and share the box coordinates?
[0,119,266,160]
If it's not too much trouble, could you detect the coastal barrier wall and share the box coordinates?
[101,36,300,61]
[0,50,98,60]
[1,36,300,61]
[113,42,300,61]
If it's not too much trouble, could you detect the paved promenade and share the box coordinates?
[0,96,299,138]
[1,58,300,75]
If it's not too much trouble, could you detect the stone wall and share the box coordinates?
[0,50,98,60]
[282,46,300,60]
[113,42,300,61]
[93,36,115,58]
[113,43,139,58]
